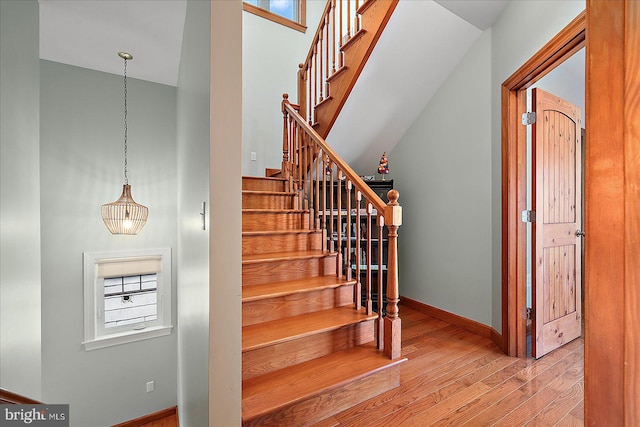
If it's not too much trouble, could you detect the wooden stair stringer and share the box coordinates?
[311,0,399,139]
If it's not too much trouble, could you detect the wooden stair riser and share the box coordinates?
[242,285,353,327]
[242,364,401,427]
[242,231,323,256]
[242,321,374,381]
[242,211,310,232]
[243,256,337,286]
[242,192,296,209]
[242,177,287,192]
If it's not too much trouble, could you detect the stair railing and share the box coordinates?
[298,0,362,125]
[282,94,402,360]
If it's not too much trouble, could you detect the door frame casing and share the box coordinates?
[501,11,586,358]
[503,2,640,424]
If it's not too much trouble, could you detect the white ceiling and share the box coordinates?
[36,0,508,87]
[435,0,510,30]
[38,0,187,86]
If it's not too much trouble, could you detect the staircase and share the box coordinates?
[241,1,406,424]
[241,176,404,426]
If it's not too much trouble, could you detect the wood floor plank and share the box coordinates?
[432,341,583,427]
[328,305,584,427]
[569,399,584,420]
[334,345,498,425]
[555,412,584,426]
[523,378,584,426]
[492,355,583,426]
[462,347,583,426]
[364,354,520,427]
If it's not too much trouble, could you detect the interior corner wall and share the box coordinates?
[490,0,585,332]
[389,30,493,327]
[0,0,42,400]
[39,60,178,426]
[242,1,325,176]
[389,0,586,333]
[176,0,211,425]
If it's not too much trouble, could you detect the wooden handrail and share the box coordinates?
[282,96,386,214]
[281,94,402,359]
[298,0,363,125]
[0,388,41,404]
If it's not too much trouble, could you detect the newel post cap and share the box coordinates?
[384,190,402,227]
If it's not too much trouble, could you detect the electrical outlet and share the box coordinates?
[250,151,257,161]
[146,381,154,393]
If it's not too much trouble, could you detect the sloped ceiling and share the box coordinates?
[327,0,508,174]
[38,0,186,86]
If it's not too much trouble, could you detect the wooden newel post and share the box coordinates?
[281,94,292,179]
[384,189,402,359]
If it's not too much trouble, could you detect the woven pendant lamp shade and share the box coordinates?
[101,52,148,235]
[101,184,148,235]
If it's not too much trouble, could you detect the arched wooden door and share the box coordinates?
[531,88,583,358]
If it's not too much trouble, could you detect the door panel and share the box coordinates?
[532,88,582,359]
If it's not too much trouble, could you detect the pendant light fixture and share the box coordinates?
[101,52,148,235]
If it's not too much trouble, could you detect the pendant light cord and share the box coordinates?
[123,57,129,185]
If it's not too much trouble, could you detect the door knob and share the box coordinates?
[576,230,586,237]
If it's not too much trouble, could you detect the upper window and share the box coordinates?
[83,248,172,351]
[243,0,306,33]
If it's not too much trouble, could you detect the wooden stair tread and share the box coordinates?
[264,168,282,177]
[242,275,356,302]
[242,190,295,195]
[242,209,308,213]
[242,229,319,236]
[243,176,287,181]
[242,250,333,264]
[242,307,376,352]
[242,346,406,422]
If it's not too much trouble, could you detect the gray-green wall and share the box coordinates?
[242,0,325,176]
[176,0,211,425]
[390,30,493,326]
[39,60,178,426]
[390,0,585,332]
[489,0,585,331]
[0,0,42,400]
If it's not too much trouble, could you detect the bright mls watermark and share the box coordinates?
[0,405,68,426]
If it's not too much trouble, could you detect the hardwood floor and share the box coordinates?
[316,304,584,426]
[138,304,584,427]
[137,413,178,427]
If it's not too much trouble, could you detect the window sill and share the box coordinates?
[243,3,306,33]
[83,325,173,351]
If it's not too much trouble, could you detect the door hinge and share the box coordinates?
[521,210,536,223]
[522,112,536,125]
[522,307,534,320]
[526,307,534,320]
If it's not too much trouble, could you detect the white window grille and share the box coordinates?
[83,248,172,351]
